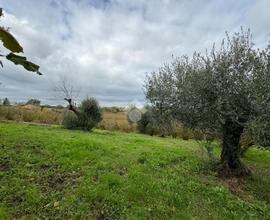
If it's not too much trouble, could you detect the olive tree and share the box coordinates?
[62,98,102,131]
[55,77,102,131]
[145,29,269,177]
[250,44,270,148]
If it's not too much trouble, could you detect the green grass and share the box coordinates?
[0,122,269,219]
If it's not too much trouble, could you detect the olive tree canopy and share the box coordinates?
[145,29,270,177]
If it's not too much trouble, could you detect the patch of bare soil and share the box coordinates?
[21,104,39,110]
[199,174,250,200]
[37,169,82,192]
[0,162,11,171]
[220,177,247,198]
[200,163,270,204]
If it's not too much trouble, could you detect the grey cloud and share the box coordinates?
[0,0,269,106]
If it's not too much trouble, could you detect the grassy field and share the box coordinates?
[0,122,269,219]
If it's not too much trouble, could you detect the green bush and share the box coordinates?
[62,111,79,129]
[240,127,254,156]
[76,114,96,131]
[137,109,157,136]
[137,110,151,134]
[62,98,102,131]
[80,98,102,124]
[252,120,270,148]
[180,127,192,140]
[138,108,198,139]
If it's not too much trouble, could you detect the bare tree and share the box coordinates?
[54,76,81,116]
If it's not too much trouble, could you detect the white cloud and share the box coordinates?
[0,0,269,106]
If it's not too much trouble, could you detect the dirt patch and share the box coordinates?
[116,166,128,176]
[39,164,53,171]
[200,170,270,204]
[89,203,113,220]
[96,209,109,220]
[21,104,39,110]
[199,174,250,200]
[38,171,82,192]
[0,163,10,171]
[220,177,246,197]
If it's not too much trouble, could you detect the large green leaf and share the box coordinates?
[6,53,42,75]
[0,28,23,53]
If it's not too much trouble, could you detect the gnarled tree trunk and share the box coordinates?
[64,98,80,117]
[218,119,251,177]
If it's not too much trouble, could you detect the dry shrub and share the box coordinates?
[138,114,205,140]
[22,110,35,122]
[0,106,8,120]
[37,108,62,124]
[97,111,137,132]
[178,127,192,140]
[0,105,63,124]
[5,107,21,121]
[170,124,198,140]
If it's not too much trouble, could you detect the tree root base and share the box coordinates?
[217,160,252,178]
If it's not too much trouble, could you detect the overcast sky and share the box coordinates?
[0,0,269,106]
